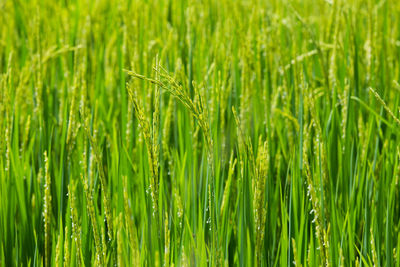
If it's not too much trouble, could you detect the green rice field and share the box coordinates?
[1,0,400,266]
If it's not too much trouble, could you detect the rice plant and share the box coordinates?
[1,0,400,266]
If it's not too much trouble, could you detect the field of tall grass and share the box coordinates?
[1,0,400,266]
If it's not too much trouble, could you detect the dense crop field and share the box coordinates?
[1,0,400,266]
